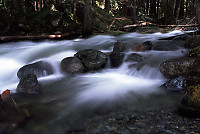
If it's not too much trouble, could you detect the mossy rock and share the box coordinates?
[188,46,200,57]
[159,57,194,78]
[184,35,200,49]
[178,86,200,117]
[186,86,200,107]
[186,75,200,87]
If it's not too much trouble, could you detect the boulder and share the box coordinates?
[17,74,41,94]
[74,49,107,71]
[113,42,127,52]
[159,57,194,78]
[187,46,200,57]
[125,53,144,63]
[61,57,84,73]
[109,52,125,67]
[178,86,200,117]
[184,35,200,49]
[161,76,186,91]
[185,56,200,86]
[132,44,145,52]
[143,41,152,50]
[17,61,54,79]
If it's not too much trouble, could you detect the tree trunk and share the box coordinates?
[196,0,200,29]
[179,0,185,19]
[82,0,92,37]
[129,0,137,24]
[149,0,157,19]
[169,0,174,16]
[174,0,181,23]
[157,0,160,19]
[137,0,144,14]
[73,1,77,31]
[146,0,150,14]
[105,0,110,13]
[2,0,5,9]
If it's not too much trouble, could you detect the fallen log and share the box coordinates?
[0,33,81,44]
[158,24,199,27]
[123,23,198,29]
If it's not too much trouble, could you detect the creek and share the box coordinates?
[0,30,197,134]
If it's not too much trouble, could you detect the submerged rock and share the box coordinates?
[113,42,127,52]
[74,49,107,71]
[159,57,194,78]
[109,52,125,67]
[17,61,54,79]
[61,57,84,73]
[143,41,153,50]
[162,76,186,91]
[153,44,179,51]
[17,74,41,94]
[125,53,144,63]
[179,86,200,117]
[132,44,145,52]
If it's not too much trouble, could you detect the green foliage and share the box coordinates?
[92,7,113,32]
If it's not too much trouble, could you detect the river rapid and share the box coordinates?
[0,30,198,134]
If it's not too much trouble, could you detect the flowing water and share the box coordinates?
[0,30,195,133]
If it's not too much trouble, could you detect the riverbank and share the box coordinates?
[0,27,199,44]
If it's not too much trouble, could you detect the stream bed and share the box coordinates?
[0,30,199,134]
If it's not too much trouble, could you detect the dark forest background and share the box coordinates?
[0,0,200,37]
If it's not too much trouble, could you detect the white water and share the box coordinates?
[0,30,191,104]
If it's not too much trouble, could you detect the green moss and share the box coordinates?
[187,86,200,107]
[189,46,200,57]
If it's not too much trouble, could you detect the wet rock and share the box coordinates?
[17,61,54,79]
[143,41,153,50]
[162,76,186,91]
[186,56,200,86]
[184,86,200,107]
[61,57,84,73]
[109,52,125,67]
[17,74,41,94]
[172,34,191,41]
[74,49,107,71]
[125,53,144,63]
[179,86,200,117]
[188,46,200,57]
[178,87,200,117]
[113,42,127,52]
[184,35,200,49]
[153,44,179,51]
[159,57,194,78]
[186,75,200,87]
[132,44,145,52]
